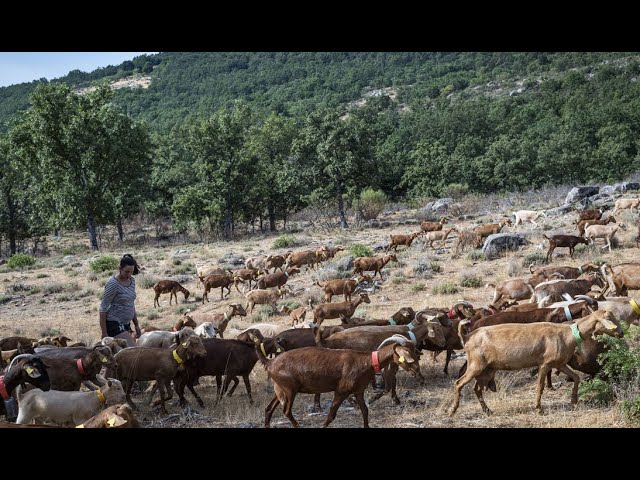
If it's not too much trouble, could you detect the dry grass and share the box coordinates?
[1,205,639,428]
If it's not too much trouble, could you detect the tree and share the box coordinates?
[15,83,152,250]
[182,102,254,239]
[294,108,373,228]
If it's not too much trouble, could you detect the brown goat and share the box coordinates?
[232,268,262,289]
[543,234,588,262]
[313,292,371,326]
[420,216,449,233]
[256,335,420,428]
[114,336,207,414]
[202,273,237,303]
[449,310,622,416]
[280,305,308,327]
[187,303,247,339]
[529,262,599,279]
[265,254,288,273]
[0,337,38,351]
[153,280,190,308]
[353,254,397,280]
[316,275,372,303]
[474,219,512,246]
[576,208,604,222]
[387,232,421,252]
[35,346,117,391]
[319,245,345,259]
[140,315,197,334]
[256,267,300,290]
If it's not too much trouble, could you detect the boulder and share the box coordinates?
[482,233,530,259]
[599,185,615,195]
[564,186,599,205]
[432,198,454,214]
[545,204,574,216]
[613,182,640,192]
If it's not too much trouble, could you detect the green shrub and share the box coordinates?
[413,260,433,279]
[442,183,469,199]
[578,378,615,406]
[522,251,546,267]
[467,250,486,261]
[355,187,387,221]
[43,282,65,294]
[429,261,442,273]
[350,244,373,258]
[460,275,482,288]
[272,234,298,249]
[147,311,160,320]
[89,256,119,273]
[175,305,191,315]
[40,327,61,337]
[172,257,182,266]
[0,295,11,305]
[391,275,406,285]
[137,275,158,289]
[620,397,640,423]
[36,273,50,279]
[411,282,426,292]
[8,254,36,269]
[433,282,459,295]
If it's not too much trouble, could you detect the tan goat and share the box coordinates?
[424,227,457,249]
[313,292,371,326]
[244,288,289,314]
[474,219,512,246]
[513,210,545,229]
[601,263,640,296]
[449,309,622,416]
[420,216,449,233]
[584,223,626,252]
[576,216,616,236]
[613,197,640,215]
[316,275,372,303]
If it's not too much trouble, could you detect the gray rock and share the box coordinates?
[366,219,380,228]
[62,255,75,263]
[613,182,640,192]
[482,233,530,259]
[432,198,454,214]
[545,204,575,216]
[420,202,435,214]
[564,186,599,205]
[599,185,615,195]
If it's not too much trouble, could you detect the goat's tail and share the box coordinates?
[529,263,536,274]
[315,280,326,288]
[542,234,550,241]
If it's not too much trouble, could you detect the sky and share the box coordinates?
[0,52,158,88]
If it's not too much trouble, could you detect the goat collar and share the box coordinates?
[407,331,417,344]
[0,376,9,400]
[407,322,415,331]
[564,306,573,322]
[371,351,382,373]
[96,388,106,405]
[447,308,455,319]
[630,299,640,315]
[260,343,267,357]
[76,358,86,375]
[577,266,583,275]
[487,306,498,315]
[223,312,230,321]
[172,350,184,365]
[570,323,583,354]
[388,318,397,325]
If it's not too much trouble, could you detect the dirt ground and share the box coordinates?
[1,205,638,428]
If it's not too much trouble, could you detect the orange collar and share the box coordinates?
[447,308,455,319]
[371,351,382,373]
[76,358,86,375]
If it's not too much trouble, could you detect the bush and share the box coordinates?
[272,234,298,249]
[354,188,387,221]
[8,254,35,269]
[43,282,65,294]
[36,273,50,279]
[620,397,640,423]
[467,250,486,261]
[411,282,426,292]
[442,183,469,199]
[429,261,442,273]
[412,260,434,279]
[433,282,459,295]
[350,244,373,258]
[522,251,546,267]
[137,274,158,289]
[578,378,615,406]
[89,256,119,273]
[460,275,482,288]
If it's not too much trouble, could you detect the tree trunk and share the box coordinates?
[268,203,276,232]
[336,182,348,229]
[116,218,124,243]
[223,194,233,240]
[5,192,17,255]
[87,210,99,250]
[283,211,287,230]
[259,214,263,233]
[54,227,60,238]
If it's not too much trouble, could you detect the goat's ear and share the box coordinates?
[107,415,127,428]
[107,380,113,387]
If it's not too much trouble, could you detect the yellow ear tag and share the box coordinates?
[276,347,282,353]
[182,342,187,346]
[76,424,85,428]
[101,356,108,363]
[107,417,116,427]
[399,356,405,363]
[26,367,34,374]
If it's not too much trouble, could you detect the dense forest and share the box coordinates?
[1,52,640,252]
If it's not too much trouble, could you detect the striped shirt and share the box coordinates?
[99,276,137,325]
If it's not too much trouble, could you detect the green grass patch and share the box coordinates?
[89,255,119,273]
[272,234,298,249]
[350,244,373,258]
[8,253,36,269]
[411,282,426,292]
[459,275,482,288]
[432,282,459,295]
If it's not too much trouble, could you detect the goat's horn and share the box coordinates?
[575,295,595,304]
[8,353,37,370]
[454,300,473,307]
[377,334,408,350]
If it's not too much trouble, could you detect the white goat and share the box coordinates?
[612,197,640,215]
[194,321,216,338]
[513,210,545,229]
[16,378,126,426]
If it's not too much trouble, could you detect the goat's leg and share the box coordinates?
[444,349,453,375]
[556,365,580,404]
[264,395,280,427]
[156,381,169,414]
[569,247,574,259]
[241,374,253,403]
[123,379,137,409]
[473,379,492,416]
[154,293,160,308]
[449,363,483,416]
[280,391,299,428]
[324,392,348,427]
[546,369,555,390]
[354,391,370,428]
[223,375,239,397]
[187,379,205,408]
[535,364,552,412]
[312,393,322,411]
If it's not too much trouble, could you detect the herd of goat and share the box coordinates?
[1,196,640,428]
